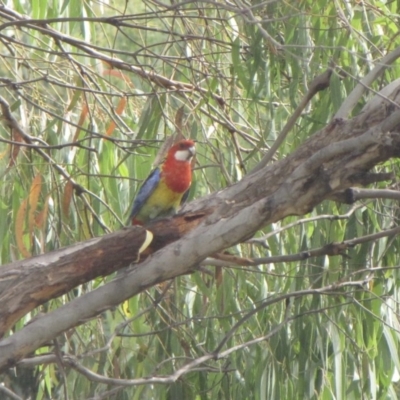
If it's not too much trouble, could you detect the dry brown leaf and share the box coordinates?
[106,96,127,136]
[73,98,89,142]
[15,198,30,258]
[35,195,49,230]
[62,181,74,218]
[8,129,23,167]
[28,174,42,235]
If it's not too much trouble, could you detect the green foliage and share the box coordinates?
[1,0,400,399]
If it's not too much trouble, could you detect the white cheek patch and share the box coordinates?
[174,147,194,161]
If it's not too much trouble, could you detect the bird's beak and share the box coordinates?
[188,146,195,158]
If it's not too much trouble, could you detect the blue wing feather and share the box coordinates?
[129,167,161,220]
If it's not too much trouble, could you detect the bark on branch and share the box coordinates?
[1,81,400,372]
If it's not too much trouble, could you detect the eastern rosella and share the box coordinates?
[129,139,195,226]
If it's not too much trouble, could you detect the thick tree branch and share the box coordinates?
[1,80,400,371]
[0,227,152,337]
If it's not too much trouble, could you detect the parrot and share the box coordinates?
[129,139,195,226]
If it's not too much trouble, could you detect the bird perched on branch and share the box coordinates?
[129,139,195,226]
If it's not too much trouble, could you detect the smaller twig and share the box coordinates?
[213,278,371,355]
[204,224,400,268]
[335,46,400,119]
[329,187,400,203]
[53,338,69,400]
[0,136,96,151]
[252,207,359,242]
[0,95,119,231]
[80,282,172,358]
[0,384,23,400]
[251,66,333,173]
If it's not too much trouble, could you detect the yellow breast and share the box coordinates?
[137,179,184,222]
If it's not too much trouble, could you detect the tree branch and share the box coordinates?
[1,79,400,371]
[0,5,226,106]
[252,66,333,173]
[335,46,400,119]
